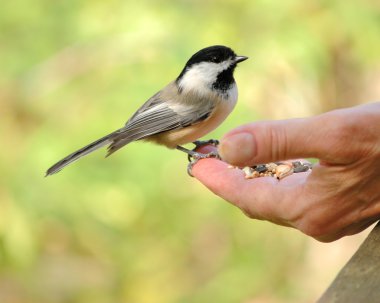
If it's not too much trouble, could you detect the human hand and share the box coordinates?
[193,103,380,242]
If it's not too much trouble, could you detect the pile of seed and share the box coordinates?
[229,161,313,180]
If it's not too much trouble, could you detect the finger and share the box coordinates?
[218,114,350,167]
[313,217,380,242]
[192,158,300,222]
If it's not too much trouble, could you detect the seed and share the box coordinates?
[302,162,313,170]
[280,161,294,167]
[293,160,313,172]
[249,171,260,179]
[275,164,294,180]
[255,165,268,173]
[252,171,260,178]
[242,166,254,178]
[266,162,277,172]
[293,163,310,173]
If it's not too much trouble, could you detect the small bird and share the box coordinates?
[46,45,248,176]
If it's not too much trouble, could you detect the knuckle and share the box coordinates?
[314,234,341,243]
[325,114,355,145]
[240,207,258,219]
[317,112,363,161]
[316,105,380,162]
[237,200,259,219]
[296,215,331,239]
[234,197,265,220]
[268,124,288,160]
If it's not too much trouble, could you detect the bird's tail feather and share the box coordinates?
[46,131,120,176]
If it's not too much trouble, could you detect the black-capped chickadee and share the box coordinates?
[46,45,248,176]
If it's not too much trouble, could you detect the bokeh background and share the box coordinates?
[1,0,380,302]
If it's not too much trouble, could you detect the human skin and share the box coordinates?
[192,102,380,242]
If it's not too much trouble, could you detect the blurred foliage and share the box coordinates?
[1,0,380,302]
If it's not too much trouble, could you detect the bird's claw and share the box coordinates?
[193,139,220,148]
[187,151,221,177]
[187,139,220,162]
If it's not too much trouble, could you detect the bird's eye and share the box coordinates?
[211,56,218,63]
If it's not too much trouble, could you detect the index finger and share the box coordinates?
[192,158,304,223]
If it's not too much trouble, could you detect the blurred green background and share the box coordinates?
[1,0,380,302]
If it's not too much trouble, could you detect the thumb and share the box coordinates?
[218,115,345,166]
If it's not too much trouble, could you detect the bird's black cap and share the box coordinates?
[184,45,237,67]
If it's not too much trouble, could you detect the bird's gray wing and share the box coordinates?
[107,92,214,155]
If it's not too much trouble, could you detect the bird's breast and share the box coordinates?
[152,87,238,148]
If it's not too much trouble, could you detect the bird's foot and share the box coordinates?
[176,145,221,177]
[187,151,221,177]
[193,139,220,148]
[187,139,219,162]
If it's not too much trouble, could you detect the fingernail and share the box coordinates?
[219,132,255,165]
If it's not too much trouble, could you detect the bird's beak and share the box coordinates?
[235,56,249,63]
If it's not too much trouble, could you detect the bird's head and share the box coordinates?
[176,45,248,95]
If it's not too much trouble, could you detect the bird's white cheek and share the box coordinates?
[178,62,219,93]
[228,84,238,104]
